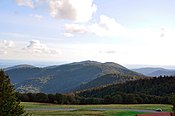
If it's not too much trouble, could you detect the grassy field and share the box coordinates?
[21,102,172,116]
[24,110,146,116]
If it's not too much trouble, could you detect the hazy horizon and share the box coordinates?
[1,0,175,66]
[1,59,175,70]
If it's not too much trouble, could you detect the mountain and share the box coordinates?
[5,60,144,93]
[132,67,175,77]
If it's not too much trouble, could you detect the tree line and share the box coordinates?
[16,92,175,105]
[17,92,80,104]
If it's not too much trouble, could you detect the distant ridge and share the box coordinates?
[5,64,36,71]
[132,67,175,76]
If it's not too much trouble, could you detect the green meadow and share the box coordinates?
[21,102,172,116]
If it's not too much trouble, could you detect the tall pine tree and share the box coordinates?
[0,70,25,116]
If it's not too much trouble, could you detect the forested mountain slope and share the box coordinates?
[78,76,175,98]
[74,73,142,91]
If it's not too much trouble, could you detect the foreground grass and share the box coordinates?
[25,110,146,116]
[21,102,172,116]
[21,102,172,111]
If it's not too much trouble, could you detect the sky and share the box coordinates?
[1,0,175,66]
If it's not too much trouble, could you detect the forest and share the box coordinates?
[17,76,175,105]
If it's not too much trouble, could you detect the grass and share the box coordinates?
[21,102,173,116]
[25,110,147,116]
[26,110,105,116]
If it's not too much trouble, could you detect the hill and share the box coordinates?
[132,67,175,77]
[5,60,144,93]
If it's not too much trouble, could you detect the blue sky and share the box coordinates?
[1,0,175,66]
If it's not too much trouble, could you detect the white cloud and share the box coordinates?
[63,21,175,40]
[3,40,14,48]
[15,0,34,8]
[64,33,74,37]
[88,15,125,37]
[48,0,97,22]
[36,0,45,4]
[0,40,15,54]
[64,15,125,37]
[64,24,88,34]
[25,40,60,54]
[30,14,43,20]
[15,0,97,22]
[99,50,116,54]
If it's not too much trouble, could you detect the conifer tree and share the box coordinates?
[0,70,25,116]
